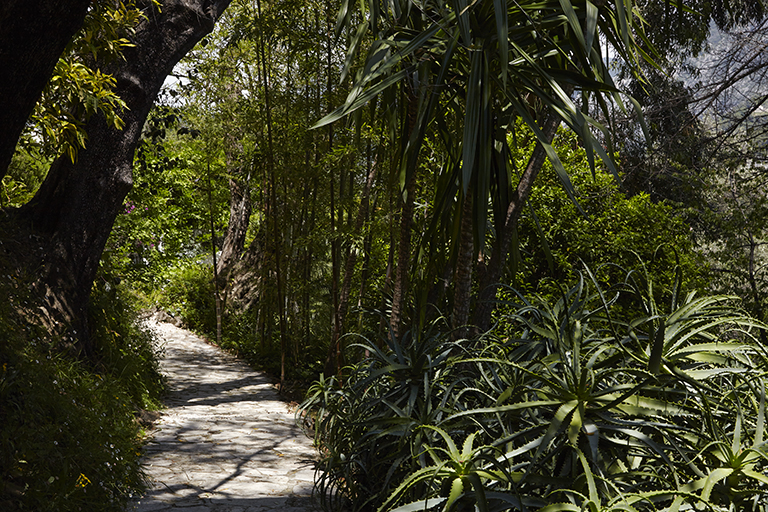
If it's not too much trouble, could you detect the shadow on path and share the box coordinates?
[129,322,318,512]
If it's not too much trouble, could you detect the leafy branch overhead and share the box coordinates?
[21,1,152,162]
[318,0,652,196]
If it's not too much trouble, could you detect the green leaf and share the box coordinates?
[444,477,464,512]
[461,51,484,195]
[390,498,447,512]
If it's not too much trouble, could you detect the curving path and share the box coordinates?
[130,322,317,512]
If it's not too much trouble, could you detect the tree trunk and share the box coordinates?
[217,69,250,288]
[325,150,379,375]
[389,90,419,339]
[13,0,233,355]
[451,190,474,335]
[217,173,252,286]
[0,0,91,177]
[472,112,561,331]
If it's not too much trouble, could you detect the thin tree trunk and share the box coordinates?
[472,111,562,331]
[389,89,419,339]
[379,152,397,342]
[325,151,379,373]
[323,6,343,377]
[206,163,222,345]
[217,73,251,289]
[452,190,474,335]
[257,0,287,388]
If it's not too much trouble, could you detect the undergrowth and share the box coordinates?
[149,259,326,389]
[0,270,165,511]
[300,265,768,512]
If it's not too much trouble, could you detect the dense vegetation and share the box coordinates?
[0,244,164,511]
[2,0,768,510]
[300,270,768,511]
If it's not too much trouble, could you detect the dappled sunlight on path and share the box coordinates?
[130,322,317,511]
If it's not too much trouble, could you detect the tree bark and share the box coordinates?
[13,0,233,355]
[389,90,419,339]
[217,173,252,285]
[451,190,474,335]
[472,112,562,331]
[0,0,91,177]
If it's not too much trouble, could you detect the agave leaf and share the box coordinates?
[377,464,445,512]
[601,427,677,469]
[483,491,542,509]
[535,400,578,460]
[422,425,460,460]
[498,433,545,460]
[446,400,564,422]
[668,317,761,352]
[674,342,755,355]
[466,472,488,512]
[701,467,734,501]
[461,432,477,460]
[575,448,599,503]
[389,497,447,512]
[741,467,768,487]
[757,380,765,446]
[538,503,581,512]
[444,477,463,512]
[615,395,689,417]
[679,467,733,500]
[569,404,583,445]
[681,368,749,380]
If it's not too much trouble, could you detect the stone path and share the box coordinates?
[129,322,318,512]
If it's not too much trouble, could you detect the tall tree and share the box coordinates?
[320,0,651,334]
[6,0,233,354]
[0,0,91,176]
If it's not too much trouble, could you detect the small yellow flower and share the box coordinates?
[76,473,91,488]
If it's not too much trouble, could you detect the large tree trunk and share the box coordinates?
[0,0,91,177]
[13,0,233,355]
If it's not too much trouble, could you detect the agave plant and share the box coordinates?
[299,320,473,511]
[301,264,768,511]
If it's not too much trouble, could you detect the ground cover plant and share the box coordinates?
[0,261,165,511]
[300,265,768,511]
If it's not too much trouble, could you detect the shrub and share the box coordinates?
[300,265,768,511]
[0,275,164,511]
[150,260,217,333]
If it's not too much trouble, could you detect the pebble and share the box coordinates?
[129,322,318,511]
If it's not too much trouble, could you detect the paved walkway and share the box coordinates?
[130,322,317,512]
